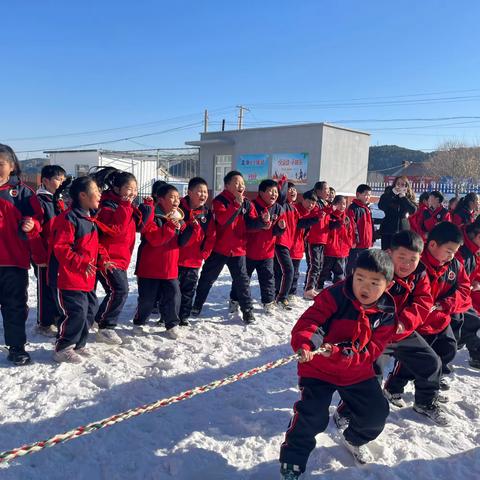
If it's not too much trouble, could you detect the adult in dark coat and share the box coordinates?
[378,176,417,250]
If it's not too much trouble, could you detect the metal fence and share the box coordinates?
[369,181,480,197]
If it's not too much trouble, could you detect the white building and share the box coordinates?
[44,149,159,196]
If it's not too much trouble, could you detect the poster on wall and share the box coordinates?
[272,152,309,184]
[237,154,270,185]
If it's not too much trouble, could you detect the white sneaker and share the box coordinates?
[165,326,181,340]
[384,389,406,408]
[303,289,318,300]
[75,347,92,358]
[53,345,83,364]
[132,324,148,335]
[263,301,276,313]
[229,299,240,313]
[36,324,58,337]
[96,329,123,345]
[287,295,300,306]
[342,436,373,464]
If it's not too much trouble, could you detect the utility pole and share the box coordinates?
[236,105,250,130]
[204,109,208,132]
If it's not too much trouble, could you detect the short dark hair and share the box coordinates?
[391,230,424,254]
[303,190,318,202]
[355,249,394,283]
[155,183,178,199]
[419,192,430,203]
[287,182,296,189]
[429,190,444,203]
[466,221,480,240]
[151,180,167,200]
[332,194,346,205]
[69,176,97,209]
[356,184,372,194]
[41,165,66,180]
[224,170,243,185]
[188,176,208,190]
[314,181,328,192]
[427,221,463,247]
[448,196,459,208]
[0,144,21,176]
[259,179,278,192]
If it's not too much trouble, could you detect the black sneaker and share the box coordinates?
[191,306,201,318]
[7,346,31,366]
[242,309,256,324]
[280,463,301,479]
[276,298,293,311]
[468,357,480,369]
[179,318,190,327]
[413,402,449,426]
[439,378,450,391]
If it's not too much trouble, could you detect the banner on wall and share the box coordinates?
[272,153,309,184]
[237,154,270,185]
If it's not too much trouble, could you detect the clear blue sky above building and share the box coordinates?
[2,0,480,158]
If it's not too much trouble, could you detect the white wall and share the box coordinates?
[46,151,99,176]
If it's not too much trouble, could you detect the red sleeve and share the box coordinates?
[444,212,452,223]
[452,213,463,226]
[400,274,433,332]
[27,193,48,265]
[52,216,91,272]
[437,264,472,314]
[96,201,133,238]
[202,218,217,260]
[143,220,178,247]
[291,289,338,352]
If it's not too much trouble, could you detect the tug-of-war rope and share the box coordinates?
[0,350,318,464]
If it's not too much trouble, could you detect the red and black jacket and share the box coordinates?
[417,250,472,335]
[35,188,66,265]
[289,203,319,260]
[135,198,187,280]
[0,176,43,269]
[347,199,374,249]
[246,196,285,260]
[456,229,480,313]
[178,196,216,268]
[211,190,264,257]
[95,191,142,271]
[324,210,355,258]
[291,277,396,386]
[306,200,331,245]
[421,207,451,238]
[409,203,428,236]
[48,207,109,291]
[389,263,433,343]
[453,206,475,227]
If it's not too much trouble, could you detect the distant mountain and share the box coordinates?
[19,157,49,173]
[368,145,431,175]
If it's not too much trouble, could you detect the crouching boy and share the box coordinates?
[279,250,396,478]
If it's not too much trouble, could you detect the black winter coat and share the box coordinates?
[378,186,417,235]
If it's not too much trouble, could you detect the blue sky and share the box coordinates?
[2,0,480,158]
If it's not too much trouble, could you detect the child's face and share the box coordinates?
[0,155,14,181]
[428,240,460,265]
[302,198,316,211]
[43,175,66,194]
[449,199,459,211]
[428,195,441,210]
[356,190,371,204]
[225,175,245,196]
[315,183,330,201]
[352,267,389,307]
[389,247,421,278]
[115,179,138,202]
[189,183,209,209]
[80,182,101,210]
[260,187,278,206]
[334,198,347,212]
[158,189,180,213]
[287,186,297,203]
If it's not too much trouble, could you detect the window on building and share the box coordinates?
[75,164,90,177]
[214,155,232,196]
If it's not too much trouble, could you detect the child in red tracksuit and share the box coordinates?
[420,190,450,240]
[279,249,395,477]
[304,181,331,298]
[230,179,286,313]
[388,222,471,392]
[177,177,216,324]
[91,167,142,345]
[452,192,479,227]
[192,170,265,325]
[134,183,186,339]
[287,191,319,300]
[346,184,374,276]
[34,165,67,337]
[453,221,480,368]
[49,176,111,364]
[317,195,354,290]
[409,191,429,236]
[0,144,43,366]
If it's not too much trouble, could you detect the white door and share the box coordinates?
[214,155,232,197]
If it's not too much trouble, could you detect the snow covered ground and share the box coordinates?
[0,242,479,479]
